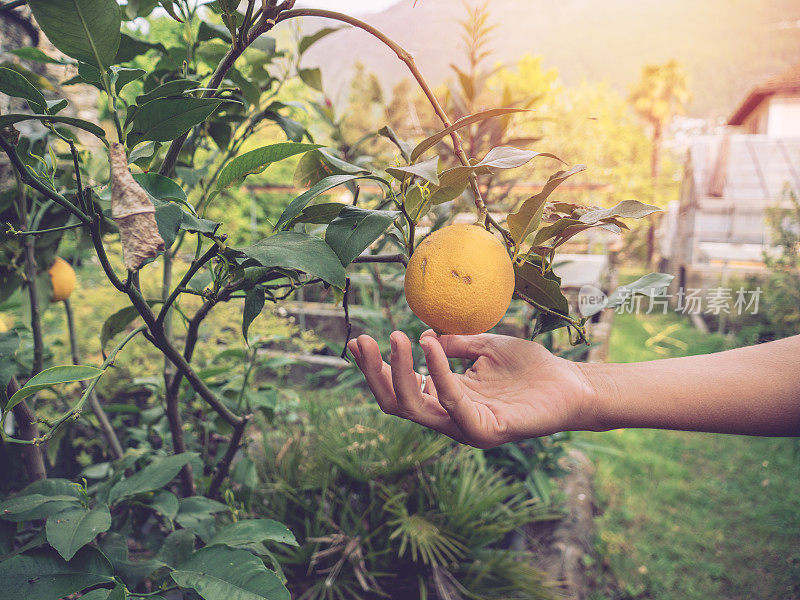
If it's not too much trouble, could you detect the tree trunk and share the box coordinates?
[647,121,664,265]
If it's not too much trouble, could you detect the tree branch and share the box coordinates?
[351,253,408,266]
[7,379,47,482]
[274,8,489,224]
[207,416,249,499]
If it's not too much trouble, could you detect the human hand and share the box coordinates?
[347,330,597,448]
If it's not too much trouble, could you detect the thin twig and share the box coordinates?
[351,253,408,266]
[64,299,124,460]
[207,416,249,499]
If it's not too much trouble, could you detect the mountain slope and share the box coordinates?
[300,0,800,118]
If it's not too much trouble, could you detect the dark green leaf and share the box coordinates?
[532,218,582,246]
[46,504,111,561]
[325,206,400,266]
[283,202,345,228]
[100,300,160,351]
[275,174,387,231]
[28,0,120,70]
[242,287,265,341]
[171,546,289,600]
[6,366,103,415]
[298,27,343,54]
[0,114,106,140]
[0,67,47,113]
[79,584,126,600]
[198,21,232,43]
[514,260,569,316]
[216,142,322,191]
[175,497,228,542]
[507,164,587,244]
[410,108,529,162]
[241,232,346,289]
[0,546,114,600]
[298,67,323,92]
[133,172,188,203]
[208,519,298,548]
[428,166,472,205]
[386,156,440,186]
[112,67,146,93]
[128,97,223,145]
[0,494,82,522]
[108,453,199,504]
[157,529,196,567]
[578,200,661,224]
[0,330,20,404]
[135,79,196,104]
[115,33,165,63]
[148,489,179,520]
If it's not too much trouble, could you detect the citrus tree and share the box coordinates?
[0,1,669,597]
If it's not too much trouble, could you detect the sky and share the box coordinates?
[294,0,401,15]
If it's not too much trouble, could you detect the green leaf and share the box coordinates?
[107,452,199,504]
[216,142,322,191]
[283,202,346,228]
[7,48,68,65]
[298,27,343,54]
[148,489,179,520]
[0,329,20,404]
[293,149,368,188]
[507,165,587,245]
[135,79,197,104]
[410,108,529,162]
[115,33,165,63]
[0,114,107,141]
[175,497,228,542]
[0,546,114,600]
[325,206,400,266]
[198,21,232,43]
[578,200,661,224]
[133,172,188,203]
[171,546,290,600]
[428,166,472,205]
[240,232,346,289]
[0,67,47,114]
[208,519,298,548]
[157,529,196,567]
[532,218,583,246]
[128,97,223,145]
[79,584,126,600]
[471,146,559,172]
[18,478,83,499]
[242,287,265,341]
[100,300,161,351]
[603,273,674,313]
[513,260,569,316]
[0,494,82,523]
[298,67,323,92]
[112,67,146,93]
[386,156,440,186]
[275,174,387,231]
[46,504,111,561]
[27,0,120,70]
[377,125,412,163]
[5,365,103,415]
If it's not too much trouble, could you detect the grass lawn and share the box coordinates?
[581,308,800,600]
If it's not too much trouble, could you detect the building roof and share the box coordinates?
[728,61,800,126]
[688,134,800,201]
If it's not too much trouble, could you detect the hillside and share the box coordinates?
[300,0,800,119]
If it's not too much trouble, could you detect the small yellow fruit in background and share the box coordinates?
[404,224,515,335]
[48,256,76,302]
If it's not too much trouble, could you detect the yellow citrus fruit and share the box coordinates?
[48,256,76,302]
[404,224,515,335]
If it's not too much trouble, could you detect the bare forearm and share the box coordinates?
[579,335,800,436]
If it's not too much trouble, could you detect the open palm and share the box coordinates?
[348,330,595,448]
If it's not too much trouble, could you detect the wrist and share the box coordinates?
[573,361,619,432]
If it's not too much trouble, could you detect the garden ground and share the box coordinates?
[583,308,800,600]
